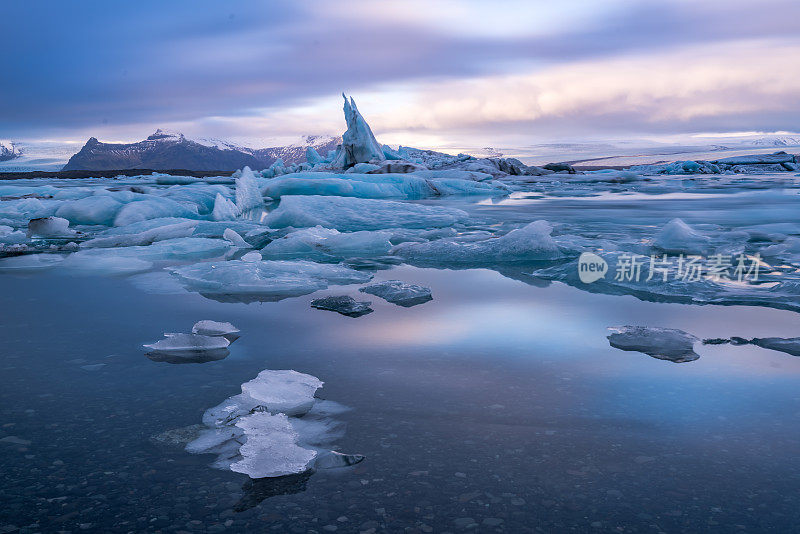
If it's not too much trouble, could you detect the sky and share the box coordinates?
[2,0,800,150]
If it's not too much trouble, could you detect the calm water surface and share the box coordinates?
[1,262,799,533]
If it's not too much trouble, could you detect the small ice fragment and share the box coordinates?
[192,320,240,342]
[223,228,251,248]
[314,451,366,469]
[607,326,699,363]
[212,193,239,221]
[230,412,317,479]
[27,216,77,238]
[311,295,373,317]
[359,280,432,307]
[143,333,230,352]
[654,218,710,255]
[240,251,262,262]
[241,370,323,417]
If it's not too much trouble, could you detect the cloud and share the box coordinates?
[1,0,799,144]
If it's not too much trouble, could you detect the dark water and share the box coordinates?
[1,265,799,533]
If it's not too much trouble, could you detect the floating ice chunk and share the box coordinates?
[192,320,240,341]
[55,194,124,225]
[235,167,264,213]
[393,220,564,265]
[310,295,373,317]
[73,237,230,262]
[712,152,795,165]
[314,451,366,470]
[0,227,27,245]
[0,197,59,222]
[61,253,153,275]
[607,326,699,363]
[144,333,231,352]
[261,226,392,261]
[223,228,251,248]
[264,195,467,231]
[241,251,262,262]
[330,94,385,168]
[82,221,198,248]
[360,280,432,307]
[114,197,198,226]
[306,146,324,165]
[653,218,711,255]
[230,412,318,478]
[170,259,372,301]
[0,253,65,271]
[242,370,324,417]
[212,193,239,221]
[27,216,77,238]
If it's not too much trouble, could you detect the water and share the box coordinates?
[1,174,799,532]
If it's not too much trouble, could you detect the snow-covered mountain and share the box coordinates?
[744,136,800,147]
[61,131,340,172]
[0,140,20,162]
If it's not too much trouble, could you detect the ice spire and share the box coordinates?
[331,93,385,168]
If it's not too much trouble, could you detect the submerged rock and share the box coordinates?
[360,280,433,307]
[311,295,373,317]
[607,325,699,363]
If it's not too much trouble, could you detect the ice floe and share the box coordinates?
[264,195,468,231]
[359,280,432,307]
[607,326,699,363]
[170,259,372,302]
[186,368,364,479]
[393,220,565,265]
[260,225,392,261]
[310,295,373,317]
[192,319,240,341]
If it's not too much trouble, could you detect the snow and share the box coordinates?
[393,220,564,265]
[234,166,264,213]
[170,259,372,301]
[607,326,699,363]
[359,280,432,307]
[264,195,468,231]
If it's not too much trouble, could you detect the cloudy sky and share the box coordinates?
[2,0,799,149]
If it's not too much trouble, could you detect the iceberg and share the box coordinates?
[211,193,239,221]
[230,413,318,478]
[27,216,77,238]
[359,280,432,307]
[653,218,711,255]
[330,94,385,168]
[310,295,373,317]
[393,220,564,265]
[82,221,198,248]
[607,326,699,363]
[264,195,468,231]
[114,197,198,226]
[260,225,392,261]
[170,259,372,301]
[235,166,264,213]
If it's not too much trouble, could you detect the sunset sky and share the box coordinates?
[2,0,799,149]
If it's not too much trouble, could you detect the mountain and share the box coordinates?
[745,136,800,147]
[61,130,340,172]
[0,141,20,162]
